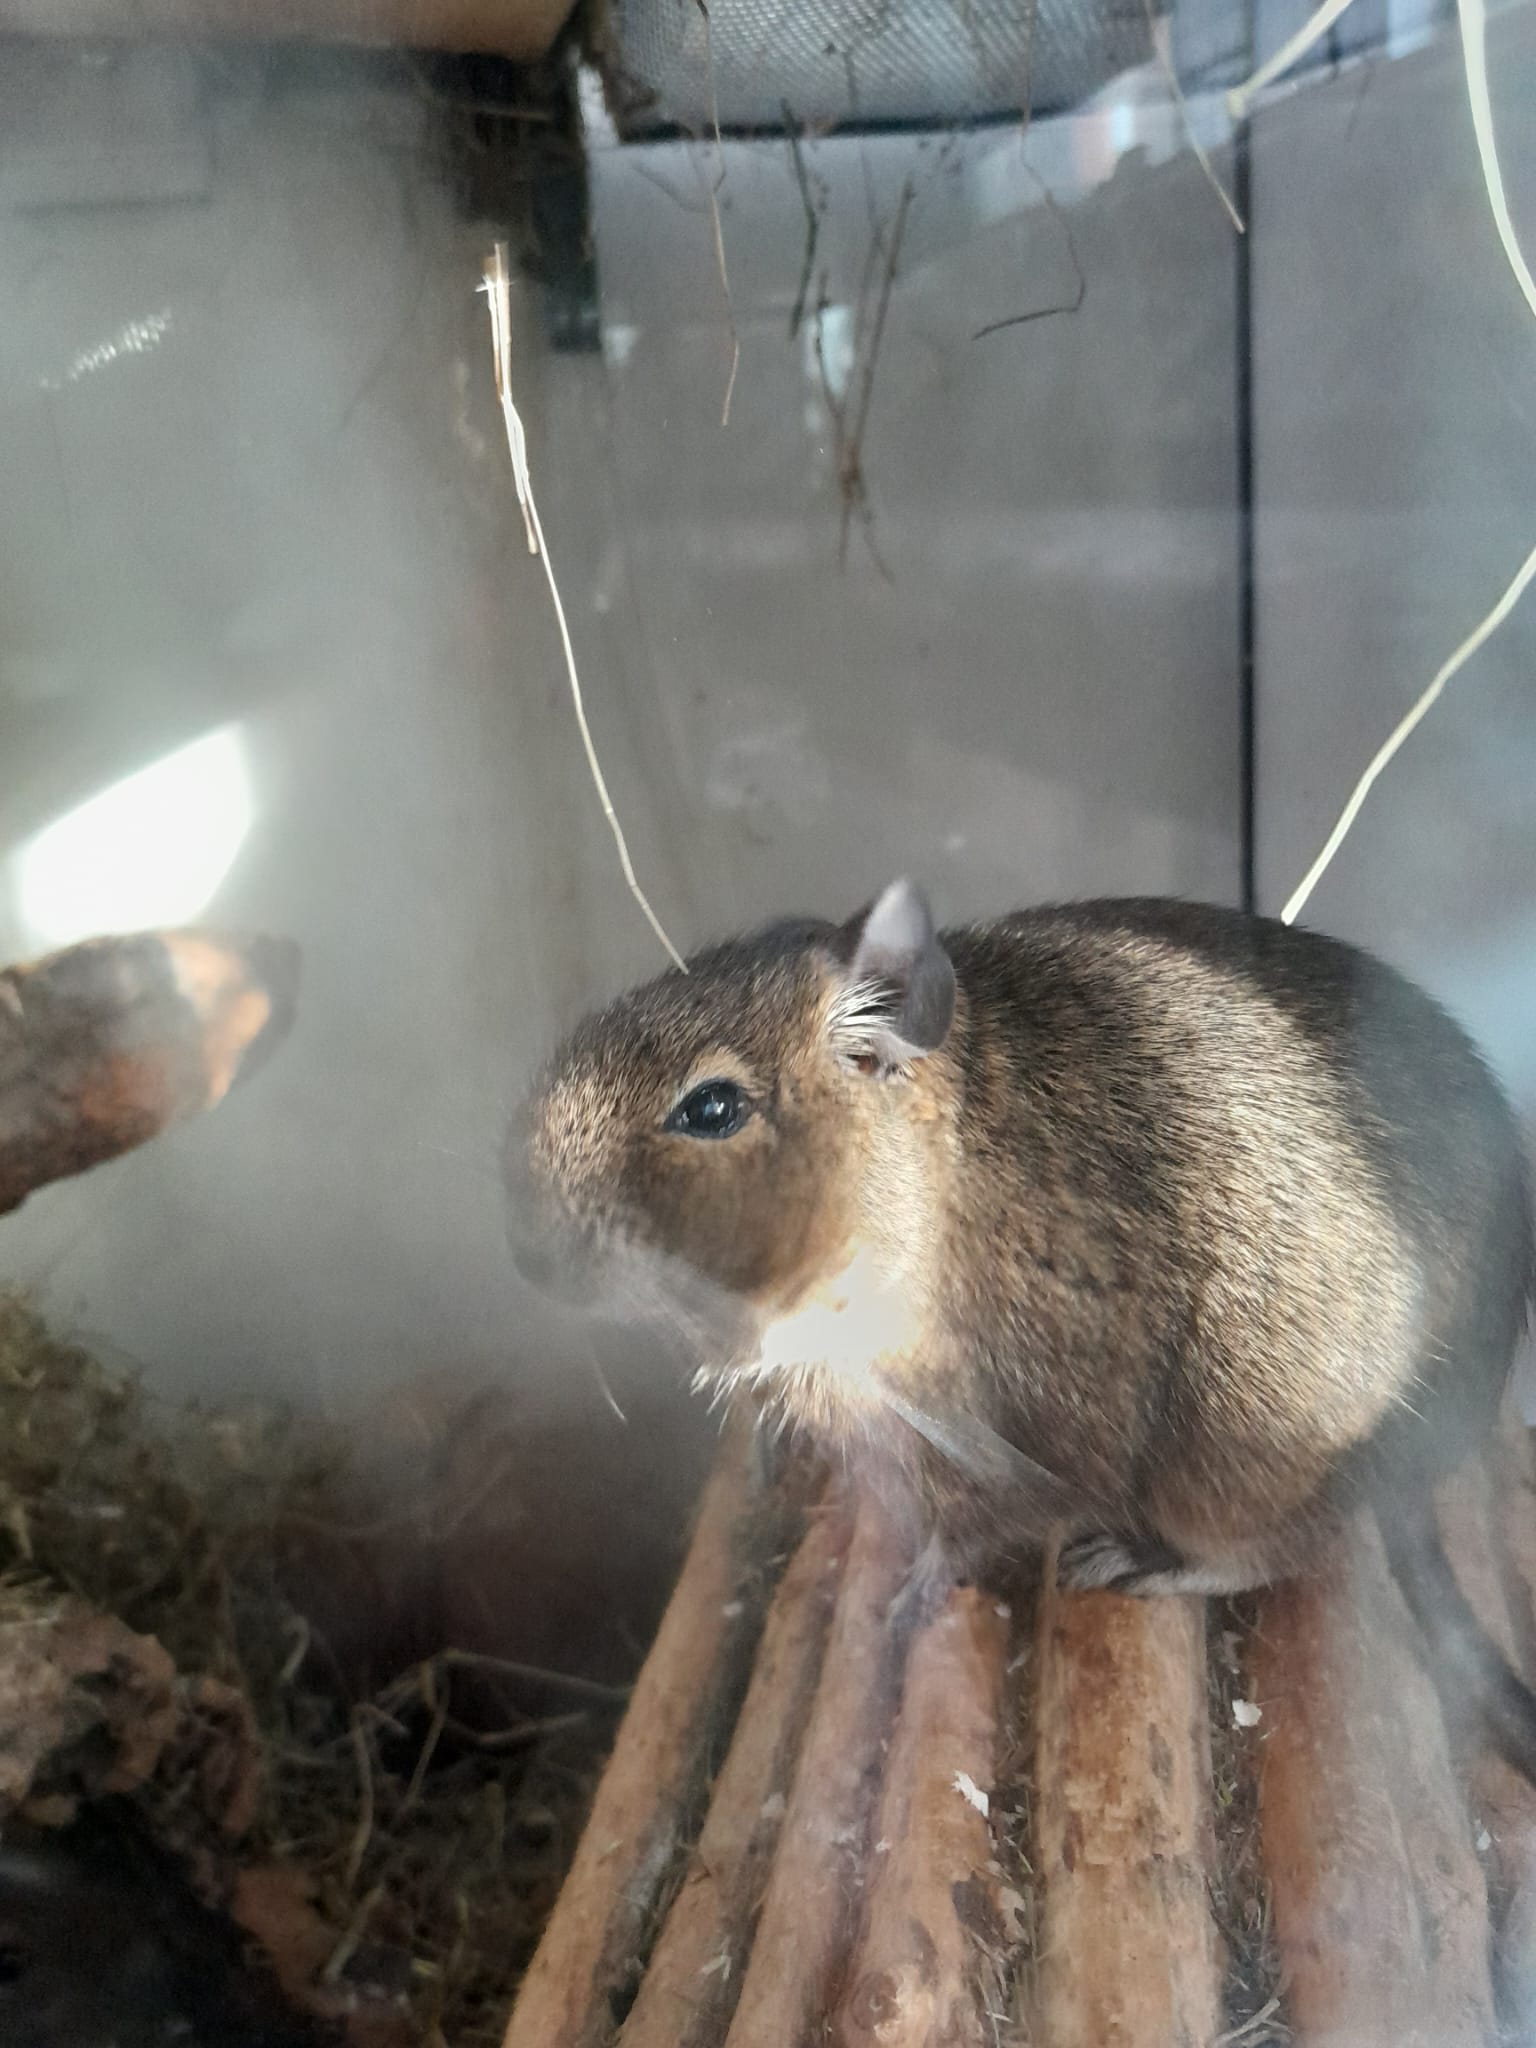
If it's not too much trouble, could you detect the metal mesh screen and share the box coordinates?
[601,0,1153,137]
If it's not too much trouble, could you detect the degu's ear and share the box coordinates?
[829,878,957,1073]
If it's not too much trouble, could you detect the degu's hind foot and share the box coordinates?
[1057,1530,1185,1594]
[1057,1528,1276,1598]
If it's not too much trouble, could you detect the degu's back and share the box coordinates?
[928,897,1534,1584]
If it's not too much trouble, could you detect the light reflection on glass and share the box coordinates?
[10,723,254,950]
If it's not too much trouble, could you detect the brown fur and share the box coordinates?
[507,894,1534,1602]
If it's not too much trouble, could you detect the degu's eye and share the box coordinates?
[665,1078,753,1141]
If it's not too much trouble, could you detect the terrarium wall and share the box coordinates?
[1251,4,1536,1401]
[0,2,1531,1631]
[1251,12,1536,1103]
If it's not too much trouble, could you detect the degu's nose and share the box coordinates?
[510,1231,558,1293]
[502,1106,582,1303]
[508,1221,603,1311]
[501,1096,542,1210]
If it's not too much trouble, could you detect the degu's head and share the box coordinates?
[504,879,957,1339]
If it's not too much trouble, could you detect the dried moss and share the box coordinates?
[0,1292,608,2045]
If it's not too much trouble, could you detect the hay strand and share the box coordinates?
[481,244,687,973]
[1278,0,1536,925]
[695,0,740,427]
[1225,0,1357,122]
[1280,540,1536,924]
[1455,0,1536,323]
[1143,0,1245,233]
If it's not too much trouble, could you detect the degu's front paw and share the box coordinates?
[890,1531,958,1628]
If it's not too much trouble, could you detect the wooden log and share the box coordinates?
[0,0,576,63]
[1438,1446,1536,1813]
[1033,1561,1219,2048]
[722,1488,914,2048]
[511,1423,1536,2047]
[1441,1420,1536,2029]
[1252,1514,1496,2048]
[0,928,299,1216]
[501,1422,783,2048]
[1490,1411,1536,1674]
[831,1584,1010,2048]
[618,1496,849,2048]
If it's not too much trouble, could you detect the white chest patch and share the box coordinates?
[746,1242,921,1410]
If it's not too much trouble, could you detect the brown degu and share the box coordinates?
[507,882,1536,1773]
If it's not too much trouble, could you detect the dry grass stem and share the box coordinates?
[323,1881,385,1986]
[439,1645,633,1704]
[1271,0,1536,925]
[446,1710,591,1750]
[812,176,914,577]
[695,0,740,425]
[848,178,913,482]
[343,1708,376,1889]
[403,1666,452,1814]
[481,243,687,972]
[972,163,1086,340]
[1228,0,1536,333]
[1143,0,1245,232]
[1225,0,1358,121]
[1456,0,1536,323]
[1281,539,1536,924]
[785,112,823,343]
[1213,1994,1287,2046]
